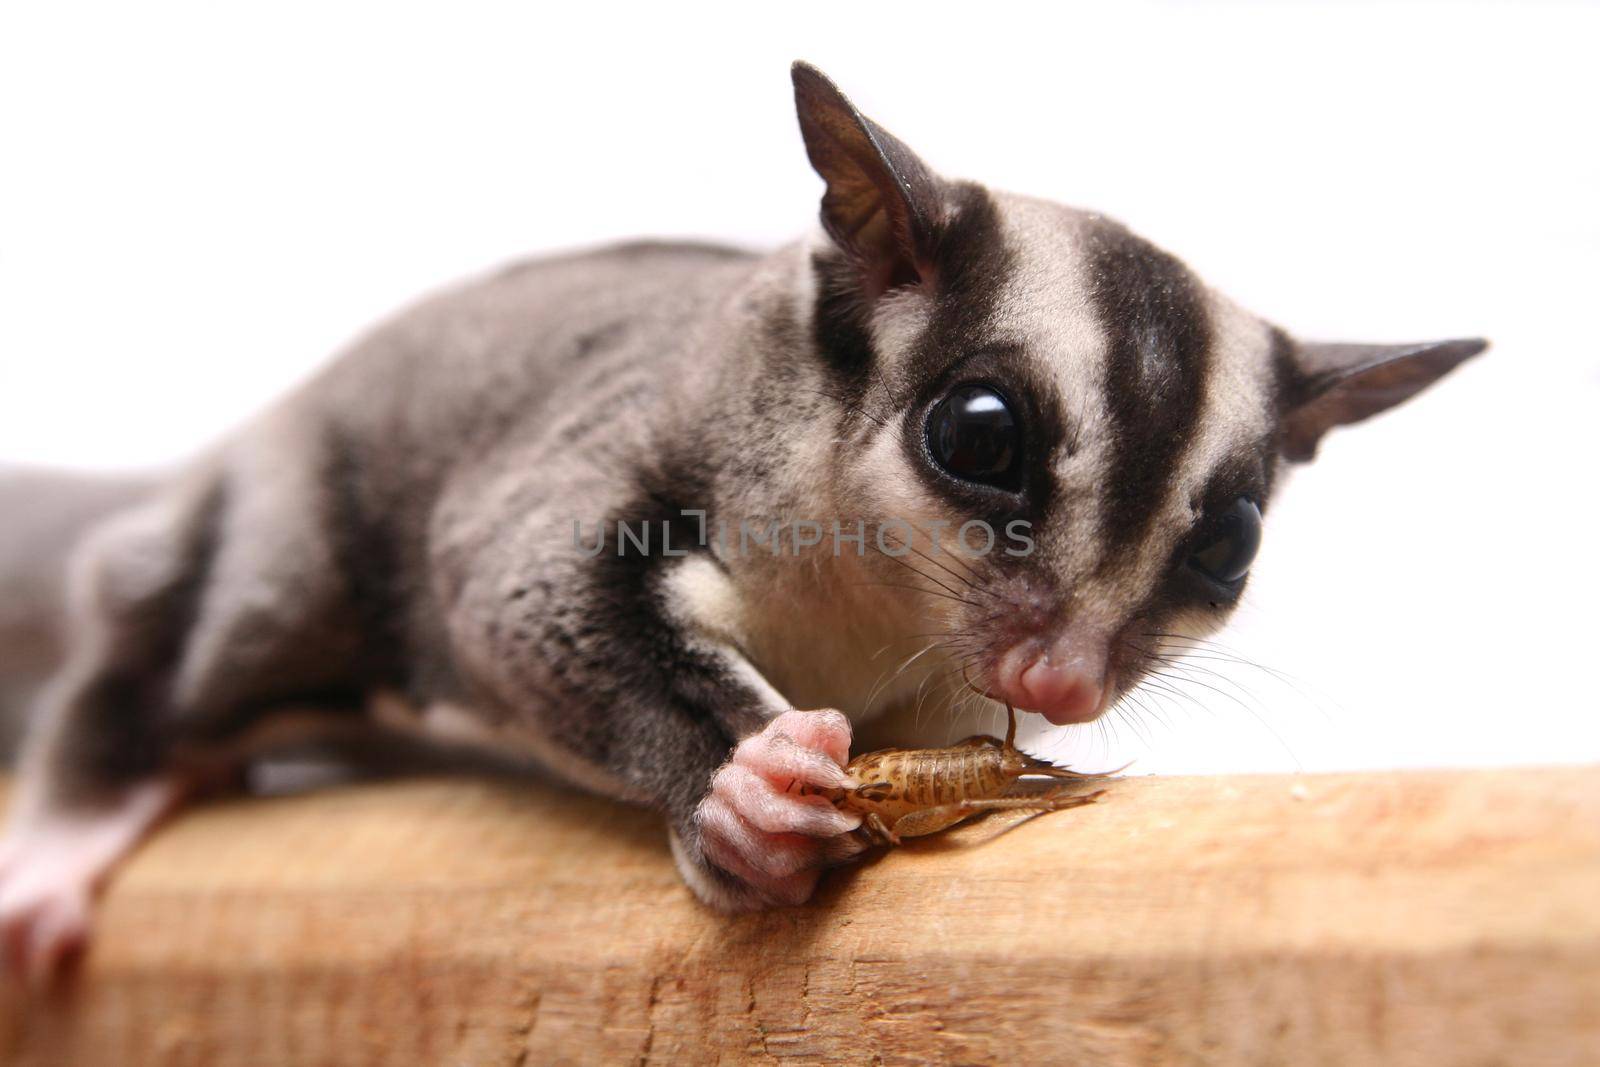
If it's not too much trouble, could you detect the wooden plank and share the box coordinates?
[1,767,1597,1065]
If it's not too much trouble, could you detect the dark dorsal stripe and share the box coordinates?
[1085,219,1213,567]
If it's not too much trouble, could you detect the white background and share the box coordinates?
[2,2,1595,775]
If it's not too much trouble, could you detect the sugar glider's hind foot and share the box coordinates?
[0,859,90,987]
[0,778,185,987]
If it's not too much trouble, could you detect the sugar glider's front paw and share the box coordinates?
[688,709,866,909]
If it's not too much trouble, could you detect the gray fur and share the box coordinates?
[0,469,156,754]
[0,63,1484,913]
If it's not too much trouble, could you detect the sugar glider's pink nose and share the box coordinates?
[1017,659,1104,725]
[995,639,1108,725]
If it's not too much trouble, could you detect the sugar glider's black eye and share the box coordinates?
[926,384,1020,488]
[1189,497,1262,585]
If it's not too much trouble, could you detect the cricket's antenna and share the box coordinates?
[960,667,1019,750]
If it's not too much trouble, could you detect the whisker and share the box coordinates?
[886,522,989,584]
[1139,632,1302,687]
[1140,664,1303,771]
[1138,632,1335,727]
[1068,387,1092,455]
[855,580,975,609]
[868,549,977,607]
[870,643,940,710]
[880,529,998,600]
[1143,651,1267,708]
[804,387,888,428]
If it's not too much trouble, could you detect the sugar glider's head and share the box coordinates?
[790,62,1484,726]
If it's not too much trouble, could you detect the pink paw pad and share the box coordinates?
[696,709,865,907]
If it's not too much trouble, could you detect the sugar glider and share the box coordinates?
[0,63,1483,979]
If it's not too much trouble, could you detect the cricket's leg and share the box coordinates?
[859,812,901,847]
[889,790,1105,839]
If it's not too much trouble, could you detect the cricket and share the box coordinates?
[805,706,1117,847]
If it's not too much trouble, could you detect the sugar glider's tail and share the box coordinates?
[0,466,158,756]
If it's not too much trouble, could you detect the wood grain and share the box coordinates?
[2,767,1597,1065]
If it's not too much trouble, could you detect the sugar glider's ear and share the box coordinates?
[791,61,946,293]
[1278,337,1488,461]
